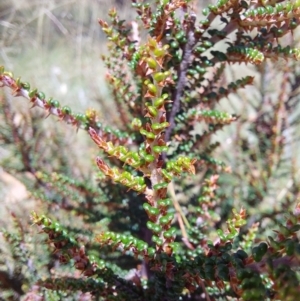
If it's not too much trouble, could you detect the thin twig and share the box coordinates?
[168,181,195,250]
[168,181,190,228]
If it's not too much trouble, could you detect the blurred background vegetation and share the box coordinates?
[0,1,132,299]
[1,0,300,300]
[0,0,135,221]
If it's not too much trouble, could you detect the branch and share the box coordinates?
[164,13,197,147]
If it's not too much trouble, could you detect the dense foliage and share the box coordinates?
[1,0,300,300]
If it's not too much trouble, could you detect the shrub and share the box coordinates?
[1,0,300,300]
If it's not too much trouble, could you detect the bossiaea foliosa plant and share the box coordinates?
[1,0,300,300]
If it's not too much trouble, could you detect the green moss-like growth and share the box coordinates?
[1,1,300,300]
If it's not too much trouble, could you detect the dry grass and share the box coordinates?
[0,0,135,117]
